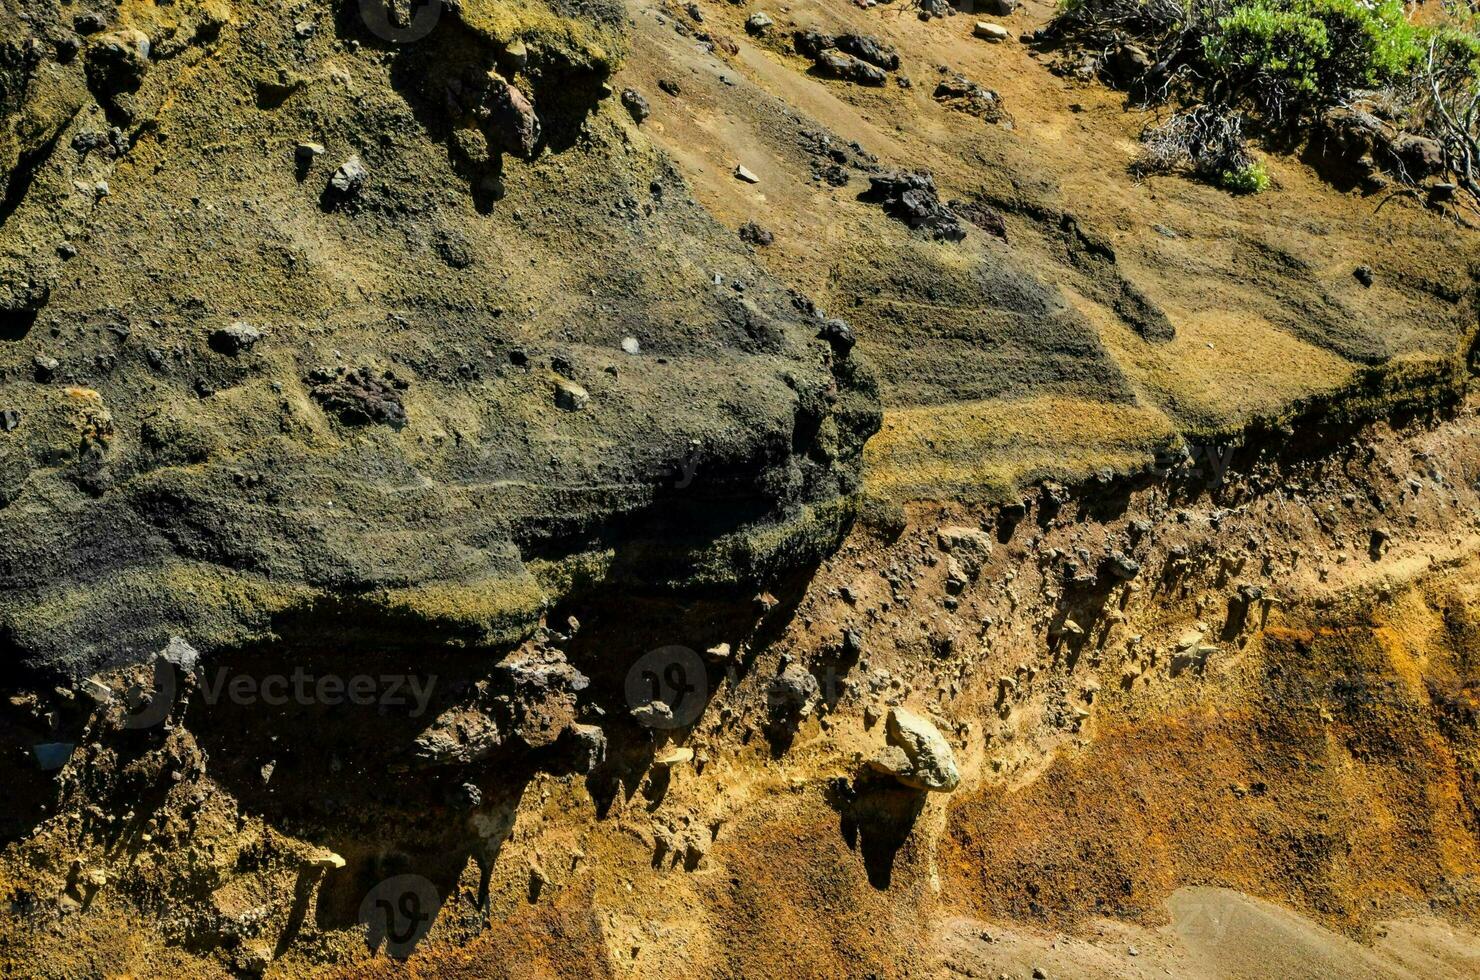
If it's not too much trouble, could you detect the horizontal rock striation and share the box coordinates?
[0,0,880,679]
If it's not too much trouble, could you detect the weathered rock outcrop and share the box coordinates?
[0,0,880,679]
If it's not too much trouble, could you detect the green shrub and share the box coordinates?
[1054,0,1480,196]
[1204,2,1328,97]
[1203,0,1422,111]
[1425,25,1480,93]
[1219,160,1271,192]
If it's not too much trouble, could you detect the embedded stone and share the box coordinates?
[879,706,959,791]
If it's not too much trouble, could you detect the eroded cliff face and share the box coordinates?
[1,0,1478,977]
[3,390,1479,979]
[0,0,879,678]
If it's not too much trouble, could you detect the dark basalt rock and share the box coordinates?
[739,221,774,246]
[486,76,541,159]
[819,318,856,354]
[620,87,651,123]
[795,28,895,84]
[934,73,1006,123]
[948,198,1009,240]
[309,367,409,428]
[863,171,966,241]
[834,33,900,71]
[815,49,888,87]
[793,28,834,59]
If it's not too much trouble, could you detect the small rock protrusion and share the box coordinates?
[554,379,590,412]
[734,164,761,184]
[1104,550,1141,581]
[819,318,856,354]
[945,556,969,595]
[502,39,529,69]
[865,171,965,241]
[453,783,483,808]
[620,88,651,124]
[309,366,409,428]
[487,76,542,159]
[631,701,674,727]
[938,525,992,580]
[294,141,325,179]
[1237,583,1265,603]
[306,850,347,871]
[974,22,1010,42]
[1058,619,1085,637]
[745,12,775,34]
[739,221,774,246]
[769,665,820,717]
[867,706,960,792]
[934,73,1007,123]
[937,525,992,555]
[653,745,695,767]
[87,30,151,94]
[329,155,366,196]
[815,49,888,86]
[211,321,263,355]
[568,723,607,773]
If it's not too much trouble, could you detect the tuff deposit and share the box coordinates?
[1,0,1478,977]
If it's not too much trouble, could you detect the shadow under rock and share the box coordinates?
[827,775,927,890]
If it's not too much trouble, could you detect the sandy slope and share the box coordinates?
[941,887,1480,979]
